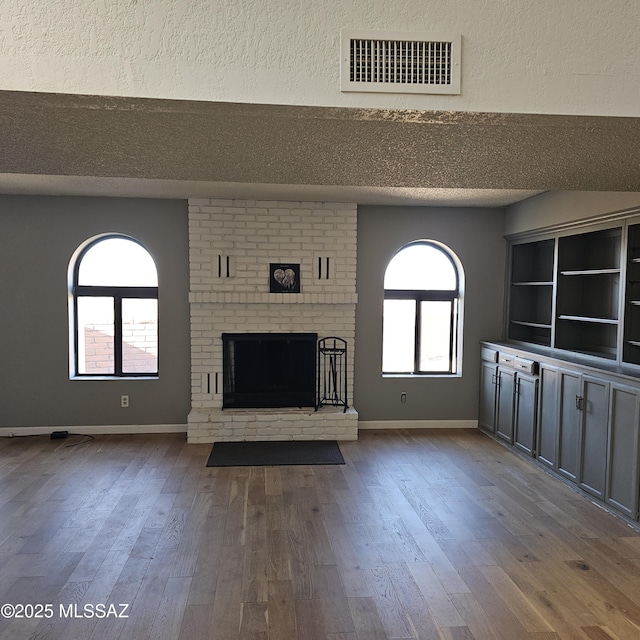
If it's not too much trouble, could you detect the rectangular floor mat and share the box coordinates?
[206,439,344,467]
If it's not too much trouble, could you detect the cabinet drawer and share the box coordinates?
[514,357,538,375]
[498,354,515,367]
[481,347,498,363]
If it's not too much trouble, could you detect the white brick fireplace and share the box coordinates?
[187,199,359,443]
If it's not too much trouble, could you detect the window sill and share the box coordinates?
[71,376,159,381]
[382,373,462,379]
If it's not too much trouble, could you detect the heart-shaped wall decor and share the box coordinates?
[274,268,296,289]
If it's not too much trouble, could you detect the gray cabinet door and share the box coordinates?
[514,373,538,456]
[479,361,498,433]
[496,367,516,443]
[606,383,640,518]
[558,370,582,482]
[579,376,610,499]
[537,365,559,468]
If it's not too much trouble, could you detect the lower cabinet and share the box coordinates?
[579,376,609,500]
[480,342,640,524]
[606,383,640,519]
[496,367,516,443]
[537,365,559,468]
[514,372,538,456]
[479,360,498,433]
[557,369,582,483]
[478,353,538,453]
[558,371,610,499]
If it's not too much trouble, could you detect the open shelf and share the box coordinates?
[555,316,618,360]
[507,226,628,363]
[505,221,640,366]
[508,240,555,346]
[512,281,554,287]
[555,227,622,360]
[511,239,555,283]
[623,222,640,364]
[511,320,552,329]
[508,322,551,346]
[557,227,621,273]
[556,229,621,362]
[557,273,619,321]
[557,315,618,325]
[560,268,620,276]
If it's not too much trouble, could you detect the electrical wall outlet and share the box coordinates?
[121,395,129,408]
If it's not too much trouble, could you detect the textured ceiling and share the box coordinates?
[0,91,638,206]
[0,174,540,207]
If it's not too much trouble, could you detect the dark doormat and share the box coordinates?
[206,439,344,467]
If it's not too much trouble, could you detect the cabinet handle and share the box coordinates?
[575,395,584,411]
[492,373,498,386]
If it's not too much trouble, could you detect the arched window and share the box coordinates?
[382,240,464,375]
[70,236,159,377]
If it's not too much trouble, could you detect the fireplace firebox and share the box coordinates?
[222,333,317,409]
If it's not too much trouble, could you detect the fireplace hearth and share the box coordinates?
[222,333,317,409]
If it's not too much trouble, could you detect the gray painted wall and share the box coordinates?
[354,205,506,422]
[505,191,640,236]
[0,196,190,428]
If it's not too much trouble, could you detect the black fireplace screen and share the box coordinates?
[222,333,317,409]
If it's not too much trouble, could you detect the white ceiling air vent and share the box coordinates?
[341,29,461,95]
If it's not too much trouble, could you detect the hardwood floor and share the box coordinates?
[1,429,640,640]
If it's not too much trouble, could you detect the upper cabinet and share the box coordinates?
[624,223,640,366]
[556,227,621,360]
[506,213,640,369]
[508,239,555,346]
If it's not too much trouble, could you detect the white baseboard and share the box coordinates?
[358,419,478,430]
[0,424,187,438]
[2,421,476,439]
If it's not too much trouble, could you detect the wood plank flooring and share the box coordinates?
[1,429,640,639]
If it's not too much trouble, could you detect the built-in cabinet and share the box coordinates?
[486,209,640,525]
[556,369,581,483]
[508,239,555,346]
[513,371,538,456]
[606,383,640,518]
[536,364,559,469]
[624,223,640,365]
[579,376,609,500]
[507,217,640,366]
[557,370,609,499]
[495,365,516,443]
[479,357,498,433]
[479,341,640,525]
[479,347,538,453]
[556,228,621,360]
